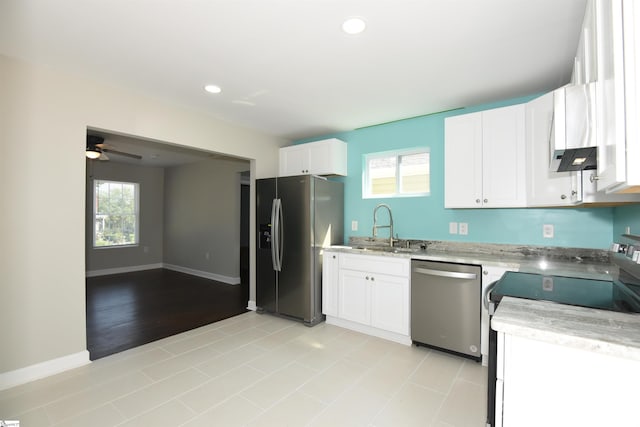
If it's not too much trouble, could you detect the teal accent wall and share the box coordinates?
[297,95,631,250]
[613,204,640,243]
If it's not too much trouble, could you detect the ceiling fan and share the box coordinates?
[86,135,142,161]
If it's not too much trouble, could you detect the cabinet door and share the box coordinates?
[279,145,309,176]
[574,0,597,85]
[595,0,628,191]
[482,104,527,207]
[338,269,370,325]
[500,333,640,426]
[525,93,581,207]
[370,274,409,335]
[322,252,340,316]
[444,112,483,208]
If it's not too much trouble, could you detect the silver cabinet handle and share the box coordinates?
[483,280,497,311]
[413,267,477,280]
[561,194,567,199]
[483,198,488,203]
[475,199,481,203]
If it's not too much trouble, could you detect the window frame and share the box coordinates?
[362,148,431,199]
[93,179,140,249]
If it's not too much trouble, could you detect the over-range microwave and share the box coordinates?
[549,82,598,172]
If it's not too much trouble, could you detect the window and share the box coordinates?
[93,180,139,247]
[363,149,430,198]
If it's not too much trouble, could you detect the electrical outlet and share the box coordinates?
[459,222,468,235]
[143,246,149,253]
[626,226,631,234]
[205,252,210,260]
[449,222,458,234]
[543,224,554,239]
[351,220,358,231]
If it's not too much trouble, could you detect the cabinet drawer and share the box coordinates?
[339,253,409,276]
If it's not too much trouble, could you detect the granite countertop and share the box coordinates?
[327,238,617,280]
[492,296,640,360]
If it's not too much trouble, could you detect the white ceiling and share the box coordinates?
[87,130,250,167]
[1,0,587,143]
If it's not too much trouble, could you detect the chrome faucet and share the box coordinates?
[373,203,395,247]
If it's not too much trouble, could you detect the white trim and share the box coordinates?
[247,300,257,311]
[86,263,241,284]
[163,264,241,285]
[325,316,412,346]
[0,350,90,391]
[85,263,164,277]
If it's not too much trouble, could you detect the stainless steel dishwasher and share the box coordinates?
[411,259,481,360]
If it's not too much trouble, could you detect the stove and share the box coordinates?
[485,269,640,427]
[489,270,640,313]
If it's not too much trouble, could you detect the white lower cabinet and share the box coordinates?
[370,274,409,334]
[323,250,410,344]
[338,269,370,325]
[497,332,640,426]
[321,251,340,317]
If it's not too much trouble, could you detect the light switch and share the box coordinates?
[449,222,458,234]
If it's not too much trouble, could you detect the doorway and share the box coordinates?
[85,129,251,359]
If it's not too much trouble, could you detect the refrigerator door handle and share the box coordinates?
[276,198,284,271]
[270,199,279,271]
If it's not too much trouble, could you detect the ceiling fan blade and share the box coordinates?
[102,148,142,160]
[99,152,109,161]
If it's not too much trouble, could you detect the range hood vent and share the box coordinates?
[549,83,597,172]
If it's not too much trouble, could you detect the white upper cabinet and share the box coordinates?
[279,138,347,177]
[444,112,483,208]
[594,0,640,193]
[445,104,526,208]
[573,0,598,85]
[525,92,582,206]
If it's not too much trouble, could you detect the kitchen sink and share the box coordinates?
[354,246,423,254]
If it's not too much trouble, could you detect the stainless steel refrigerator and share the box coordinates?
[256,175,344,326]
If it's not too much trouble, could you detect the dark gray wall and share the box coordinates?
[85,160,165,271]
[163,159,249,280]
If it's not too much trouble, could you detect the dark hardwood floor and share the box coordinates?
[86,266,249,360]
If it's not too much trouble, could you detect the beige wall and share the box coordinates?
[163,159,249,279]
[85,161,165,271]
[0,55,286,374]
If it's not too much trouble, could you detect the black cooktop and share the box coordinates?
[490,271,640,313]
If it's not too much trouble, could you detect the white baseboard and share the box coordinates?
[247,300,257,311]
[86,263,241,285]
[85,263,164,277]
[325,316,412,346]
[163,264,240,285]
[0,350,91,391]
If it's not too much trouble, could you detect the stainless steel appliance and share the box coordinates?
[485,269,640,427]
[256,175,344,326]
[411,259,481,360]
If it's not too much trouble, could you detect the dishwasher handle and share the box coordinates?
[413,267,478,280]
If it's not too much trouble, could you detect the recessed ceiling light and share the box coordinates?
[204,84,222,94]
[342,17,366,35]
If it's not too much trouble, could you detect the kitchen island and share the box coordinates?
[491,296,640,426]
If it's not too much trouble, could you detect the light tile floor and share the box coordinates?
[0,312,488,426]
